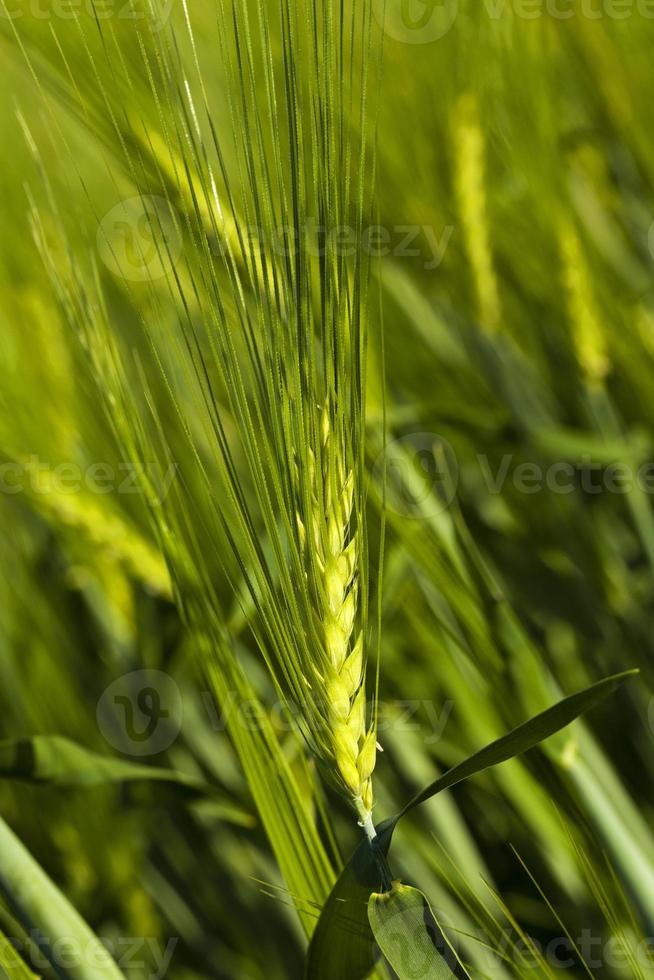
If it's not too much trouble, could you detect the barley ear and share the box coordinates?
[299,402,378,836]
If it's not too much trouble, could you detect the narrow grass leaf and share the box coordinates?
[0,927,38,980]
[0,735,250,815]
[398,670,638,818]
[0,817,125,979]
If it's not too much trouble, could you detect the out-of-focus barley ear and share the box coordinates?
[18,458,171,598]
[454,93,501,334]
[560,219,611,385]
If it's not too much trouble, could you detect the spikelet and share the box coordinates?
[298,402,376,834]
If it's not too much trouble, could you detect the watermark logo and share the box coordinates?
[372,0,654,44]
[374,432,459,519]
[1,931,177,980]
[98,202,452,275]
[97,670,183,756]
[210,220,453,270]
[373,0,459,44]
[202,691,453,745]
[0,0,175,29]
[0,456,177,501]
[98,195,182,282]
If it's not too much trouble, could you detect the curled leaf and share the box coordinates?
[368,883,469,979]
[0,735,254,825]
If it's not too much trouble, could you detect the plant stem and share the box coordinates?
[354,795,377,842]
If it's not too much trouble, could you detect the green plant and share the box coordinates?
[0,1,653,979]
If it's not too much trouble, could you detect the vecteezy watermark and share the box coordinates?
[373,0,654,44]
[0,932,178,980]
[98,195,182,282]
[372,0,459,44]
[373,433,459,520]
[0,457,177,501]
[647,695,654,737]
[479,928,654,972]
[97,670,183,756]
[96,671,454,755]
[0,0,175,30]
[371,919,654,974]
[209,220,454,271]
[373,434,654,519]
[487,0,654,18]
[203,692,455,745]
[477,453,654,496]
[97,195,454,276]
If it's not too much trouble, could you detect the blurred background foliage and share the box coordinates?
[1,1,654,978]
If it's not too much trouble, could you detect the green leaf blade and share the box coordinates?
[0,927,38,980]
[0,817,125,980]
[0,733,202,791]
[399,670,638,818]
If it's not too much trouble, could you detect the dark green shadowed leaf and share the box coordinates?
[305,820,394,980]
[398,670,638,818]
[306,671,637,978]
[368,884,470,980]
[0,736,254,824]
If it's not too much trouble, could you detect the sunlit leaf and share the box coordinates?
[368,883,470,979]
[0,817,125,979]
[0,926,38,980]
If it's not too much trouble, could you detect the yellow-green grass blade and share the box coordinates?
[0,817,124,980]
[0,924,38,980]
